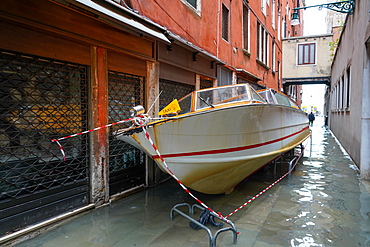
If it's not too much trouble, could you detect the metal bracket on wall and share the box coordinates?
[293,0,355,14]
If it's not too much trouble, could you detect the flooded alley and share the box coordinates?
[12,117,370,247]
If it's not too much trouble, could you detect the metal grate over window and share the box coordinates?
[108,71,145,194]
[159,79,195,111]
[222,4,229,42]
[0,50,89,201]
[200,77,214,89]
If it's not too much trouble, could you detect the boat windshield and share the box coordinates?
[175,84,266,115]
[257,89,277,104]
[177,93,193,115]
[257,89,299,109]
[275,92,299,108]
[196,84,265,110]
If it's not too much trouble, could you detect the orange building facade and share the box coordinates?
[128,0,303,91]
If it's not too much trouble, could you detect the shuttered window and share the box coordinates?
[257,21,269,66]
[298,43,316,65]
[243,4,250,51]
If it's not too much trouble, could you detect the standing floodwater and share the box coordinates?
[243,116,370,246]
[13,117,370,247]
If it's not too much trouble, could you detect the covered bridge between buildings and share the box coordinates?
[283,76,331,86]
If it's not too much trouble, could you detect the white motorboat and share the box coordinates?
[116,83,310,194]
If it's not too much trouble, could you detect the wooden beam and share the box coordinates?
[90,46,109,205]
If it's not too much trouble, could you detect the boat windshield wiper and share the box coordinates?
[198,96,215,108]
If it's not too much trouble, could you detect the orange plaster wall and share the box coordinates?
[131,0,301,91]
[133,0,218,55]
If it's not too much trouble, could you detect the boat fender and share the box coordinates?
[189,207,224,230]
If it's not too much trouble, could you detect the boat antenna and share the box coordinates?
[147,91,163,115]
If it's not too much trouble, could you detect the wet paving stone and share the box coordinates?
[14,118,370,246]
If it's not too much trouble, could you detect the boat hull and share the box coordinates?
[117,104,310,194]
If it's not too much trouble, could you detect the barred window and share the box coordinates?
[222,4,229,42]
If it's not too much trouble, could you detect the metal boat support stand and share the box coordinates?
[272,144,304,178]
[170,203,238,247]
[287,144,304,178]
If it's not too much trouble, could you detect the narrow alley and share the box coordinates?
[12,117,370,247]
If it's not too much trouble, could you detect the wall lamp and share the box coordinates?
[291,0,355,26]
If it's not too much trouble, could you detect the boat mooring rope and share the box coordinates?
[51,114,305,226]
[224,149,303,218]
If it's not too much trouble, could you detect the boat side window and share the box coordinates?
[178,93,193,114]
[257,89,276,104]
[249,88,266,103]
[274,92,291,106]
[289,99,299,108]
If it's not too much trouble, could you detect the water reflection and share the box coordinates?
[291,236,324,247]
[285,118,370,247]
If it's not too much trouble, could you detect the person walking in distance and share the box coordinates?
[308,112,315,126]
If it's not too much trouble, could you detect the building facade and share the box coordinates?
[127,0,302,91]
[329,0,370,180]
[282,34,333,106]
[0,0,302,241]
[0,0,172,239]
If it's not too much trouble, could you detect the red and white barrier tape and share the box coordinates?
[51,117,134,161]
[52,114,304,224]
[224,148,304,219]
[138,121,232,225]
[140,118,305,220]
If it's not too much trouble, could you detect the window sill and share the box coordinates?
[331,108,350,113]
[181,0,201,17]
[256,59,270,70]
[297,63,316,66]
[242,49,251,57]
[222,37,229,43]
